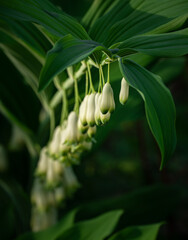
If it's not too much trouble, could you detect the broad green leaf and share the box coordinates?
[16,209,77,240]
[56,210,123,240]
[108,223,163,240]
[0,50,41,135]
[82,0,117,29]
[39,35,109,91]
[89,0,188,46]
[117,28,188,57]
[0,30,55,103]
[0,0,89,40]
[119,59,176,169]
[0,18,52,62]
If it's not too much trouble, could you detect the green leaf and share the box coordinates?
[89,0,188,46]
[39,35,108,91]
[56,210,123,240]
[0,29,55,103]
[82,0,117,29]
[0,18,52,62]
[119,59,176,169]
[16,209,77,240]
[0,50,41,135]
[0,0,89,40]
[108,223,163,240]
[117,28,188,57]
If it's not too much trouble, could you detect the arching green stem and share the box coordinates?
[73,76,80,114]
[60,85,68,124]
[107,63,110,83]
[85,71,89,96]
[87,62,95,93]
[49,107,55,140]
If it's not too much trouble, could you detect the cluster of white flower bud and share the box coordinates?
[31,147,79,231]
[78,82,115,137]
[47,111,92,165]
[31,75,129,231]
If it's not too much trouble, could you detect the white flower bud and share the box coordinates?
[54,187,65,204]
[119,77,129,105]
[48,126,61,157]
[100,111,111,124]
[59,143,70,156]
[88,126,97,138]
[78,117,88,134]
[46,158,56,187]
[79,95,89,126]
[36,147,48,176]
[100,83,115,114]
[81,141,92,151]
[31,180,48,210]
[53,160,64,176]
[86,93,96,126]
[95,93,102,126]
[110,90,115,113]
[65,111,78,144]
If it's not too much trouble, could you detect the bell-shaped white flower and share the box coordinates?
[100,83,115,114]
[119,77,129,105]
[86,93,96,126]
[88,126,97,138]
[59,143,70,156]
[54,187,65,204]
[31,179,48,210]
[81,141,92,151]
[48,126,61,158]
[65,111,78,144]
[53,160,64,176]
[78,117,88,134]
[79,95,88,126]
[36,147,48,176]
[46,158,56,187]
[95,93,102,126]
[100,111,111,124]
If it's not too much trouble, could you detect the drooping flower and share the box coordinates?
[119,77,129,105]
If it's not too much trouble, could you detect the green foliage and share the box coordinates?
[56,210,123,240]
[108,222,163,240]
[0,0,90,40]
[16,210,77,240]
[39,35,109,91]
[117,28,188,57]
[119,59,176,169]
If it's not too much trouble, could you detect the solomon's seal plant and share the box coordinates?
[0,0,188,233]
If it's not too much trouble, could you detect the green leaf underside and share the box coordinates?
[117,28,188,57]
[16,209,76,240]
[119,59,176,169]
[108,222,163,240]
[0,0,89,40]
[88,0,188,46]
[39,35,108,91]
[56,210,123,240]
